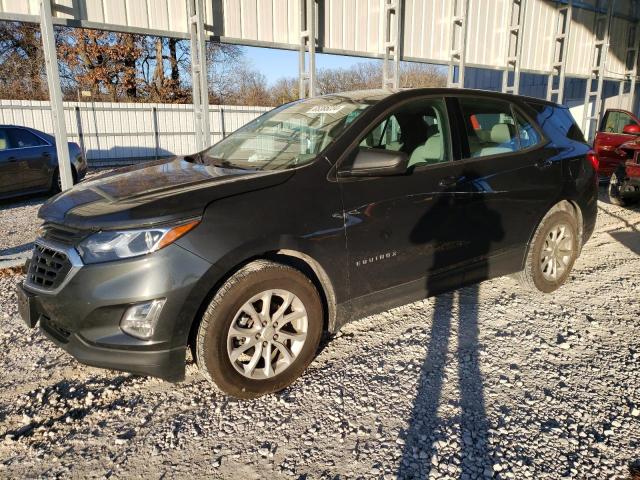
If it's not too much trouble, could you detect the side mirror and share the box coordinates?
[340,148,409,177]
[623,124,640,135]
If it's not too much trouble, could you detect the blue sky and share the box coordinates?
[242,46,379,85]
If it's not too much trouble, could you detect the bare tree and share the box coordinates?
[207,42,244,104]
[0,22,47,100]
[400,63,447,88]
[270,77,299,105]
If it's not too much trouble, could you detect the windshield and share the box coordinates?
[200,95,374,170]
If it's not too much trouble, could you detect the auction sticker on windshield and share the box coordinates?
[307,105,345,114]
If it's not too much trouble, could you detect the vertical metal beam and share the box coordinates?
[299,0,317,99]
[582,0,613,142]
[382,0,402,89]
[40,0,73,191]
[502,0,527,94]
[189,0,211,151]
[619,3,640,112]
[546,0,572,104]
[629,31,640,114]
[152,106,160,160]
[447,0,469,88]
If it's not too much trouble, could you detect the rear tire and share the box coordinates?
[608,172,634,206]
[195,260,323,399]
[517,209,579,293]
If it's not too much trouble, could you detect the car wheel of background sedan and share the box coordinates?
[51,167,77,194]
[195,260,323,399]
[517,209,579,293]
[608,172,630,206]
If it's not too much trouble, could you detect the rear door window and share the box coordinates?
[7,128,47,149]
[459,98,543,158]
[459,98,519,157]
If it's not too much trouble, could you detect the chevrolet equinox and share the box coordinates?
[17,89,598,398]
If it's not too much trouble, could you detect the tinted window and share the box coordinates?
[359,98,450,168]
[602,110,638,134]
[459,98,518,157]
[527,103,585,143]
[8,128,47,149]
[514,110,540,149]
[360,114,402,150]
[0,129,8,151]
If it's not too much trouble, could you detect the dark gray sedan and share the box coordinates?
[0,125,87,200]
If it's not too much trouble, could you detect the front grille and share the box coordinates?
[39,223,87,245]
[27,244,72,290]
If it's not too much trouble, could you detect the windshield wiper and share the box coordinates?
[208,158,249,170]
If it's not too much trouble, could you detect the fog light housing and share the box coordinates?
[120,299,166,339]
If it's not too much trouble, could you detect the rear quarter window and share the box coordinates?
[527,103,586,143]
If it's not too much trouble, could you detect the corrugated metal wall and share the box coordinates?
[1,0,637,79]
[0,100,270,163]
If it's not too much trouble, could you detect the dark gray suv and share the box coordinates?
[17,89,598,398]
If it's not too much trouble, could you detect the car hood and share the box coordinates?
[39,157,294,230]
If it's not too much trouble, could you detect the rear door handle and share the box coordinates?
[438,175,459,188]
[536,159,553,169]
[8,157,17,163]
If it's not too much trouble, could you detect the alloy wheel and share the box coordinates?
[540,223,573,282]
[227,289,308,380]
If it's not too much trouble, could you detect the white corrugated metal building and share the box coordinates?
[0,0,637,186]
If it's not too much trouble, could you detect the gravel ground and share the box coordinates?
[0,170,113,258]
[0,187,638,479]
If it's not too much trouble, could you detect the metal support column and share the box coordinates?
[546,0,572,104]
[582,0,613,142]
[618,3,640,112]
[382,0,402,89]
[299,0,316,99]
[189,0,211,151]
[502,0,527,94]
[447,0,469,88]
[40,0,73,191]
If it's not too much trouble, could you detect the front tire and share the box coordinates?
[517,209,579,293]
[51,167,77,194]
[195,260,323,399]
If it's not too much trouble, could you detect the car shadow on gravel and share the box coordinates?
[397,286,492,477]
[598,203,640,254]
[399,181,502,477]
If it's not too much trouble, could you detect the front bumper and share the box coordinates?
[19,242,215,382]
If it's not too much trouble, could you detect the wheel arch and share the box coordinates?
[51,164,78,190]
[186,249,337,357]
[523,198,584,268]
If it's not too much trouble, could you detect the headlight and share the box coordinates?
[76,219,199,264]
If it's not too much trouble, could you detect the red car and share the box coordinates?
[594,108,640,178]
[607,136,640,206]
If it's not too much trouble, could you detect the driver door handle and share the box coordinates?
[8,156,17,163]
[439,175,459,188]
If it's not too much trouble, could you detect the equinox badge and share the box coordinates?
[355,251,398,267]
